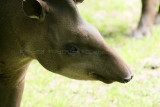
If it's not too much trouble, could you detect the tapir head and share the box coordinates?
[22,0,133,83]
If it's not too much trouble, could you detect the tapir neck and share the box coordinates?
[0,0,34,74]
[0,0,39,59]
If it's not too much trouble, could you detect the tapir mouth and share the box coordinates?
[89,72,132,84]
[89,72,114,84]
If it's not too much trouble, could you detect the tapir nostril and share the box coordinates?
[123,75,133,83]
[131,75,133,79]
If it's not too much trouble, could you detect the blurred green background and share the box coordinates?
[21,0,160,107]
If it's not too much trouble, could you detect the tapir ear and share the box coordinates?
[22,0,44,20]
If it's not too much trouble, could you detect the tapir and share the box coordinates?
[132,0,160,38]
[0,0,133,107]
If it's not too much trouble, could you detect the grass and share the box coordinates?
[21,0,160,107]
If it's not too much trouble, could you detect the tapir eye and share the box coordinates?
[66,44,79,53]
[70,46,78,53]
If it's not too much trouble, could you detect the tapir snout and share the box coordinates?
[70,23,134,84]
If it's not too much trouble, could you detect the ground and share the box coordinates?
[21,0,160,107]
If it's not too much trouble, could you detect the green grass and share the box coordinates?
[21,0,160,107]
